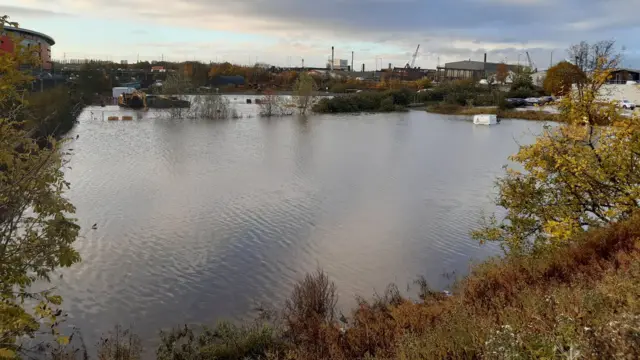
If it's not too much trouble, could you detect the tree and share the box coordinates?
[1,17,80,357]
[495,63,509,84]
[293,72,317,115]
[543,61,585,96]
[510,67,535,91]
[568,40,619,73]
[473,42,638,254]
[75,63,111,97]
[259,89,293,117]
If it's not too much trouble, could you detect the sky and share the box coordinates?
[3,0,640,70]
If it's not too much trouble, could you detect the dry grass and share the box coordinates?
[281,216,640,359]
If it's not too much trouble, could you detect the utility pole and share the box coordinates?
[550,50,553,68]
[351,51,354,72]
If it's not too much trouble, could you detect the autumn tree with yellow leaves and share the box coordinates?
[0,16,80,357]
[472,42,640,254]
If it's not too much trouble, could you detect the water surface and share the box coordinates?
[57,100,545,349]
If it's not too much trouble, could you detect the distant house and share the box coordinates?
[151,66,165,73]
[210,75,245,87]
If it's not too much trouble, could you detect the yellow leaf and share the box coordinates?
[57,335,70,345]
[0,348,15,358]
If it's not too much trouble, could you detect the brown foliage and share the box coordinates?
[283,269,338,359]
[543,61,586,96]
[495,63,509,84]
[282,214,640,359]
[461,215,640,308]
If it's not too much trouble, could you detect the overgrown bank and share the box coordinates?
[51,216,640,359]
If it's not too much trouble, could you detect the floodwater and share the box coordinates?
[55,96,546,351]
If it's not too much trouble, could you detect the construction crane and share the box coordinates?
[525,51,537,72]
[406,44,420,68]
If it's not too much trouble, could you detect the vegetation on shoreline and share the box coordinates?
[312,89,413,113]
[425,103,562,122]
[1,17,81,359]
[43,216,640,359]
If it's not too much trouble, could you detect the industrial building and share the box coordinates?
[609,68,640,84]
[327,58,349,71]
[437,54,520,82]
[0,26,55,70]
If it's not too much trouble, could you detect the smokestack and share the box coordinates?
[484,53,487,64]
[351,51,354,72]
[362,63,365,72]
[302,58,304,68]
[331,46,334,71]
[388,63,392,70]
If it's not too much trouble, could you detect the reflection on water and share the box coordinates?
[57,100,545,350]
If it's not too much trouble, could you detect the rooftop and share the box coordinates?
[3,27,55,46]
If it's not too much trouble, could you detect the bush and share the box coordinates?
[378,97,395,112]
[312,91,406,113]
[383,88,413,106]
[23,86,84,137]
[283,269,338,358]
[156,322,282,360]
[329,83,350,93]
[507,86,538,99]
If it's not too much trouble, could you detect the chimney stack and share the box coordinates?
[362,63,365,72]
[484,53,487,64]
[331,46,335,71]
[351,51,354,72]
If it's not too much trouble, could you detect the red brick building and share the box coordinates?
[0,27,55,70]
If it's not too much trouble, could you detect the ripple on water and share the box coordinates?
[55,107,543,351]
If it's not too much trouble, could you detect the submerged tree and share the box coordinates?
[293,72,317,115]
[473,41,640,254]
[0,17,80,357]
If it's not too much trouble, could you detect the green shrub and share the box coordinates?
[23,86,84,137]
[378,97,395,112]
[312,91,405,113]
[329,83,350,93]
[383,88,413,106]
[156,322,283,360]
[507,86,537,99]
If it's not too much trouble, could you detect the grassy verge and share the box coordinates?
[426,103,562,122]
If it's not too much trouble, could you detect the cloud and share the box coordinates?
[4,0,640,68]
[0,4,70,18]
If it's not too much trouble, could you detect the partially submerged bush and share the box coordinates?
[259,90,294,117]
[312,90,412,113]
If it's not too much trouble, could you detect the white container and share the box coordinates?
[473,114,498,125]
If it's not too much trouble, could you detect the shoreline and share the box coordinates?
[425,104,562,122]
